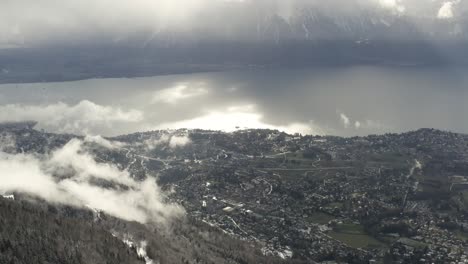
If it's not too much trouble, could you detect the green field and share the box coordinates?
[329,223,388,249]
[306,212,335,225]
[325,202,344,209]
[455,230,468,241]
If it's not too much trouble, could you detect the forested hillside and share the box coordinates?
[0,197,292,264]
[0,198,143,264]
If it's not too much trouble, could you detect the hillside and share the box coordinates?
[1,123,468,263]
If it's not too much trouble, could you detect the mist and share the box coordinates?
[1,66,467,137]
[2,0,467,47]
[0,138,184,224]
[0,100,144,135]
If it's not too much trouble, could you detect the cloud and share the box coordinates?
[143,134,191,150]
[84,135,125,149]
[0,0,462,46]
[136,241,154,264]
[354,121,361,129]
[156,105,324,135]
[338,112,391,132]
[0,100,143,135]
[339,113,351,128]
[377,0,406,13]
[0,139,184,224]
[144,135,171,150]
[338,113,390,132]
[152,83,208,104]
[437,1,459,19]
[169,136,191,148]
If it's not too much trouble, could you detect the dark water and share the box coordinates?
[0,66,467,136]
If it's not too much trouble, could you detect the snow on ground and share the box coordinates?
[2,194,14,200]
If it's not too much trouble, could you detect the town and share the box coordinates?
[1,122,468,263]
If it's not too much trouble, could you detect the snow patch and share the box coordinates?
[2,194,14,200]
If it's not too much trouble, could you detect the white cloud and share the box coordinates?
[339,112,390,131]
[84,135,125,149]
[339,113,351,128]
[152,83,208,104]
[136,241,154,264]
[377,0,406,13]
[156,105,324,135]
[0,139,184,224]
[144,134,191,150]
[48,139,136,186]
[0,100,143,135]
[144,134,171,150]
[437,1,459,19]
[354,121,361,129]
[169,135,191,148]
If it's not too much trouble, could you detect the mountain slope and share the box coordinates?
[0,198,144,264]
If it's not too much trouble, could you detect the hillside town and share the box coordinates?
[1,122,468,263]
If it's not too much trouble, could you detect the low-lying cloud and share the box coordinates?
[144,134,192,150]
[338,112,391,131]
[0,138,184,224]
[0,100,143,135]
[85,135,126,149]
[0,99,326,136]
[339,113,351,128]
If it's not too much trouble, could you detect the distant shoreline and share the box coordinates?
[0,62,457,85]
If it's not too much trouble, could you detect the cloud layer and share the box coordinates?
[0,138,184,224]
[0,100,143,135]
[143,134,192,150]
[1,0,467,46]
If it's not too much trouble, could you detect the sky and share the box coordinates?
[1,0,467,47]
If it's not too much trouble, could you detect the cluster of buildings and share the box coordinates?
[3,123,468,263]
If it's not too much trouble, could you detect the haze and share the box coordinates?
[2,0,468,47]
[0,67,466,137]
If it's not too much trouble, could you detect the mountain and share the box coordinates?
[2,3,468,84]
[0,198,144,264]
[1,123,468,263]
[0,197,286,264]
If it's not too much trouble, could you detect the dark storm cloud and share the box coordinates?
[1,0,467,47]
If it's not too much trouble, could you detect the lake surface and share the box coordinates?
[0,66,467,136]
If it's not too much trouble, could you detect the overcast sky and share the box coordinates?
[1,0,466,46]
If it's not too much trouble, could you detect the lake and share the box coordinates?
[0,66,467,136]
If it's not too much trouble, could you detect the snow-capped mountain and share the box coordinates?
[2,0,468,84]
[119,1,468,48]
